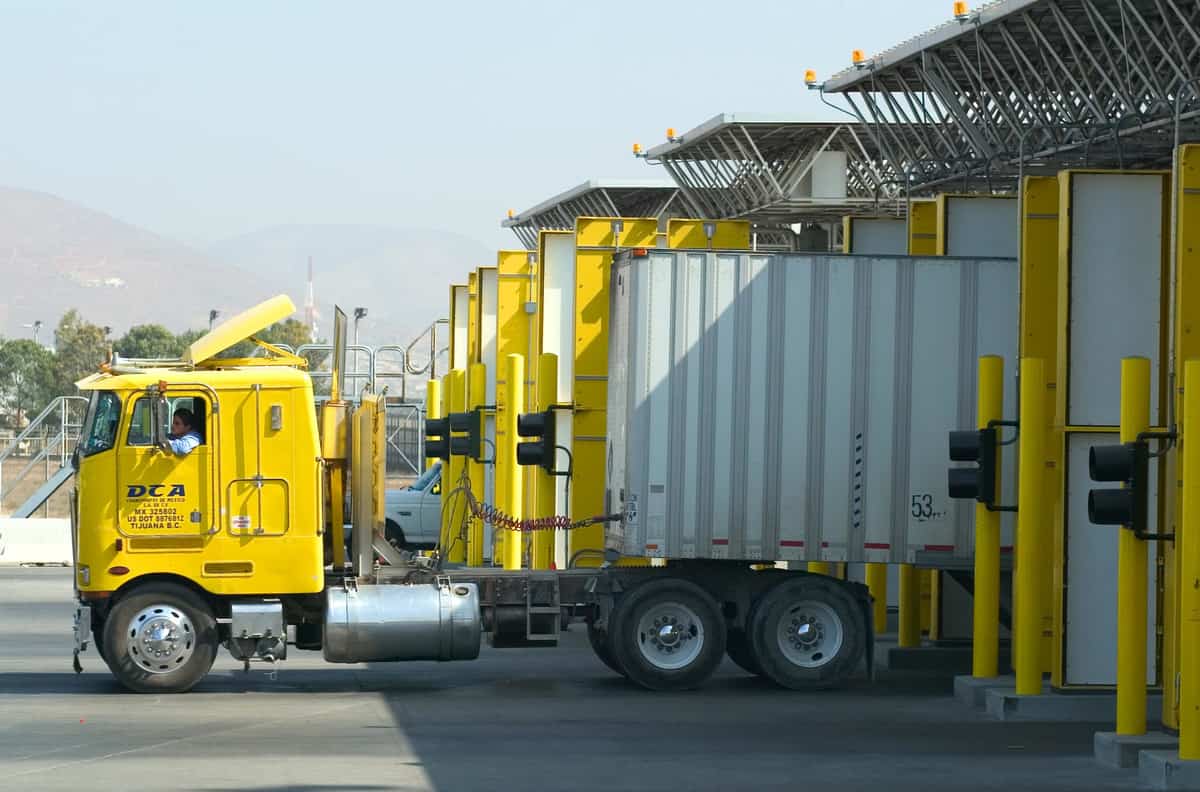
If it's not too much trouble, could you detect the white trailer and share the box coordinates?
[604,250,1019,568]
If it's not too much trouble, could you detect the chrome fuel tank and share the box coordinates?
[323,581,481,663]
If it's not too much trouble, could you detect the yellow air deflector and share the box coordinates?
[185,294,297,366]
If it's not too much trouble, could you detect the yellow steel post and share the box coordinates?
[928,571,941,641]
[437,373,450,541]
[532,353,558,570]
[441,369,467,564]
[424,379,442,471]
[467,363,487,567]
[807,561,831,575]
[907,200,938,255]
[866,563,888,633]
[329,465,345,569]
[973,354,1005,678]
[920,569,933,635]
[1020,176,1061,679]
[1015,357,1047,695]
[1168,146,1200,730]
[1117,356,1151,736]
[1180,360,1200,759]
[898,564,921,647]
[502,354,525,570]
[570,218,658,566]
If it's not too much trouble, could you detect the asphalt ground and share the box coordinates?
[0,567,1139,791]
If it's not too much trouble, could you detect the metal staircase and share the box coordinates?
[0,396,87,518]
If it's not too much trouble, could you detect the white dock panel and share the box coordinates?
[945,197,1018,258]
[848,218,907,255]
[1067,174,1164,427]
[1064,433,1158,685]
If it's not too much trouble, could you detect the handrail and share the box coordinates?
[0,395,87,512]
[2,432,65,509]
[404,319,448,378]
[0,396,87,466]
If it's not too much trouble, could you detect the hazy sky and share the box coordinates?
[0,1,953,249]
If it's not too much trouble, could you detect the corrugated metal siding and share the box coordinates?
[606,251,1018,565]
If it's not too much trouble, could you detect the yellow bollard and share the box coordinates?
[1180,360,1200,759]
[1116,357,1151,736]
[920,569,933,635]
[441,370,467,564]
[502,354,525,570]
[467,363,487,567]
[532,354,558,570]
[928,571,941,641]
[1015,358,1047,695]
[973,355,1004,678]
[866,563,888,633]
[424,379,442,471]
[898,564,921,647]
[807,561,831,576]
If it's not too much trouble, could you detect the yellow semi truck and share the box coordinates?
[69,295,871,693]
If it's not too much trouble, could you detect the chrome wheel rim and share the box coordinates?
[635,601,704,671]
[127,604,195,674]
[776,600,843,669]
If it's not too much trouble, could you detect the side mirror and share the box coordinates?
[151,396,170,448]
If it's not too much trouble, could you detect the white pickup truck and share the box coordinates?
[383,462,442,550]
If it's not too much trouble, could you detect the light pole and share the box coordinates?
[22,320,42,344]
[353,307,367,346]
[208,310,220,330]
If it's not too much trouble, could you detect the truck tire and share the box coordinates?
[749,576,863,690]
[385,519,407,550]
[586,623,626,677]
[609,579,726,691]
[102,582,218,694]
[725,629,763,676]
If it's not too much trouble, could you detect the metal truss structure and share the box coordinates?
[502,179,690,249]
[644,114,906,225]
[823,0,1200,191]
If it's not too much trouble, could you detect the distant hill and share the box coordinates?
[206,224,493,347]
[0,188,494,351]
[0,186,276,338]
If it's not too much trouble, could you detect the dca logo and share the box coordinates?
[126,483,186,499]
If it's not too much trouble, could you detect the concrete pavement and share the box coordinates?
[0,567,1140,791]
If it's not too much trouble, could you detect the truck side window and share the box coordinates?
[126,396,207,446]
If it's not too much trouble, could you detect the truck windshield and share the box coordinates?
[78,391,121,458]
[409,462,441,491]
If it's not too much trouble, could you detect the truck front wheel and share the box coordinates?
[102,582,218,693]
[609,579,725,691]
[749,577,863,690]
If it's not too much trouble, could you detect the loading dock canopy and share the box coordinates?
[502,179,688,249]
[644,114,906,223]
[823,0,1200,191]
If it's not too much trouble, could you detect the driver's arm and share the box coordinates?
[160,433,200,456]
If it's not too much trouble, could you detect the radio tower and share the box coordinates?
[304,256,318,343]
